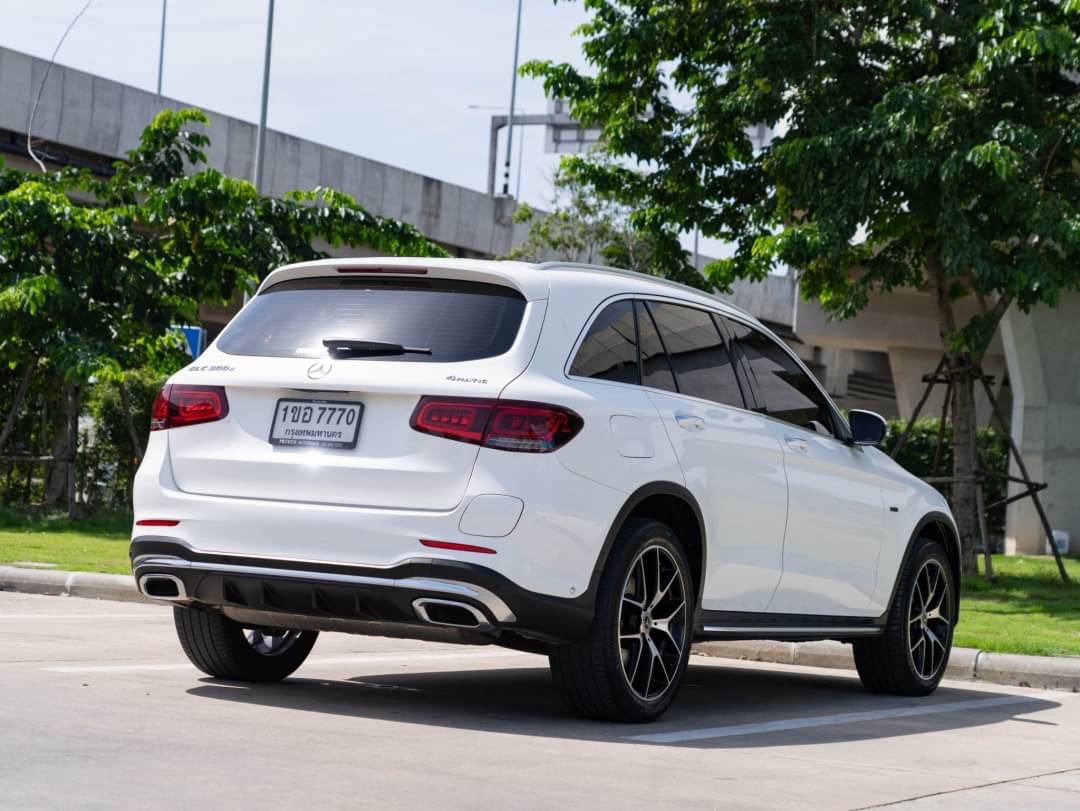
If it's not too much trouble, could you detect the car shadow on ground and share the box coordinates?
[185,657,1061,748]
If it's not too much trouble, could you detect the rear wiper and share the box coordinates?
[322,338,432,358]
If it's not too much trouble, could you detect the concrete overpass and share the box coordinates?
[797,288,1080,556]
[2,44,1075,555]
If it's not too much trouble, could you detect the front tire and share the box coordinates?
[854,539,955,695]
[173,606,317,682]
[550,518,693,723]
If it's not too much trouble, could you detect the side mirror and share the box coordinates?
[849,410,887,446]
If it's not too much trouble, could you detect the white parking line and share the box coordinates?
[627,696,1044,744]
[43,648,532,674]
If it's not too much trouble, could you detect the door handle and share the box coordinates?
[784,434,809,453]
[675,412,706,432]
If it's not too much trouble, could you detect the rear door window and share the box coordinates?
[646,301,746,408]
[217,277,527,362]
[636,301,678,393]
[568,300,639,384]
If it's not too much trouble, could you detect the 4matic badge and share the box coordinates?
[445,374,488,385]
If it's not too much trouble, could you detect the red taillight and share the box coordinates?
[135,519,180,527]
[149,384,229,431]
[410,397,583,453]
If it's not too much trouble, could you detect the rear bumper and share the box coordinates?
[131,538,594,644]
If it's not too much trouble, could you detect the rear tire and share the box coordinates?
[854,539,955,696]
[173,605,317,682]
[549,518,693,723]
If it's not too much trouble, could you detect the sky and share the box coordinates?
[1,0,727,257]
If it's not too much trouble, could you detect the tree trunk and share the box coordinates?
[118,379,145,464]
[927,252,980,577]
[951,366,979,575]
[43,400,69,507]
[0,355,38,455]
[65,384,80,519]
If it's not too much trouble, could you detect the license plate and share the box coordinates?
[268,398,363,449]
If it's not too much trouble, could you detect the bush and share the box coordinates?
[884,418,1008,543]
[79,369,167,510]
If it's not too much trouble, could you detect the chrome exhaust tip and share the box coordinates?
[412,598,492,631]
[138,573,188,601]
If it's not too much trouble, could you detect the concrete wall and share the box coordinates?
[0,45,528,258]
[1001,296,1080,554]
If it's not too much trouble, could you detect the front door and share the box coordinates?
[723,317,887,616]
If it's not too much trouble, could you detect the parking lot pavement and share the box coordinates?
[2,591,1078,810]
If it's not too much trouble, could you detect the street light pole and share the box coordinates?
[501,0,523,196]
[252,0,275,193]
[156,0,167,96]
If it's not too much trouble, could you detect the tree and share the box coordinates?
[507,163,709,289]
[0,108,445,515]
[527,1,1080,574]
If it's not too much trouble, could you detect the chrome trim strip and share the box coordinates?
[137,573,188,601]
[702,625,881,636]
[412,598,493,631]
[133,554,517,623]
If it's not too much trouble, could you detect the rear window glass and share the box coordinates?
[217,277,527,362]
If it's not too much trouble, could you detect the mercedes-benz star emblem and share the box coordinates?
[307,360,332,380]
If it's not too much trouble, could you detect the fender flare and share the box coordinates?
[879,510,962,622]
[585,480,708,600]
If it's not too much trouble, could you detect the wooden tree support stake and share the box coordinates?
[889,354,1069,584]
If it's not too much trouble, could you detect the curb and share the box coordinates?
[0,566,153,605]
[3,565,1079,692]
[693,640,1080,693]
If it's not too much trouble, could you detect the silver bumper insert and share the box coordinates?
[133,554,516,623]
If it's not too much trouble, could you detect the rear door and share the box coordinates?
[166,273,543,511]
[724,318,887,615]
[639,300,789,612]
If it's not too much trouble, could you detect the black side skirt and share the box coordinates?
[694,609,885,642]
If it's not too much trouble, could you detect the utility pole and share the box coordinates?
[253,0,275,193]
[156,0,167,96]
[501,0,523,196]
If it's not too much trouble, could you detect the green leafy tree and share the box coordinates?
[527,1,1080,573]
[508,163,708,289]
[0,108,445,515]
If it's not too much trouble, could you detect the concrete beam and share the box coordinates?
[0,45,522,260]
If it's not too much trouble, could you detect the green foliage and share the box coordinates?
[527,1,1080,355]
[0,108,447,513]
[506,164,709,289]
[79,370,167,511]
[0,107,445,388]
[884,418,1008,539]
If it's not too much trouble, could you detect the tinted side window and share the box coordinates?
[647,302,744,408]
[635,302,678,393]
[569,300,639,384]
[726,320,835,434]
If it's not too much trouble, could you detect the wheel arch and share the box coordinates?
[588,481,707,606]
[882,511,962,622]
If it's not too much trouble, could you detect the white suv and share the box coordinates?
[132,257,959,722]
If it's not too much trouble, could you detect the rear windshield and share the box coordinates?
[217,277,527,362]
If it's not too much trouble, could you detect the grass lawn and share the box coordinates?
[0,508,1077,657]
[0,508,132,575]
[955,554,1080,658]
